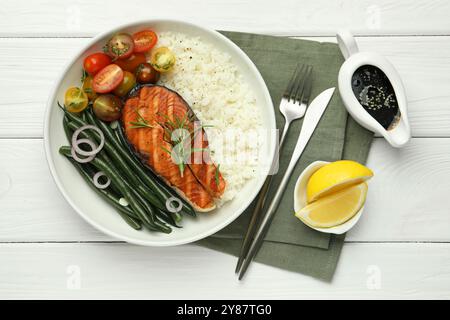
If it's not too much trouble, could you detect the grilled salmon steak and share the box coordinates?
[122,85,226,212]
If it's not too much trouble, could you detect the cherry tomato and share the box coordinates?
[150,47,176,73]
[83,53,111,75]
[106,33,134,60]
[114,71,136,97]
[64,87,89,113]
[93,94,122,122]
[92,64,124,93]
[114,53,147,73]
[82,76,98,101]
[132,30,158,53]
[136,63,160,84]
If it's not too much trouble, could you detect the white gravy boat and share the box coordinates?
[337,30,411,148]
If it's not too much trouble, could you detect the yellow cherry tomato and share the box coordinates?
[64,87,89,113]
[150,47,176,73]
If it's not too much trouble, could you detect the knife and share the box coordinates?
[237,87,336,280]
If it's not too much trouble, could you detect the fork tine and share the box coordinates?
[292,65,310,103]
[289,64,306,101]
[300,65,313,105]
[289,64,307,102]
[283,64,299,98]
[283,64,304,100]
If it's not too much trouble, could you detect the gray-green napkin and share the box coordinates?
[196,31,373,281]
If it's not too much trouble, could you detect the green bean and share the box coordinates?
[116,210,141,230]
[61,106,170,232]
[115,121,195,217]
[75,141,167,231]
[66,121,122,196]
[61,103,190,231]
[59,103,84,127]
[60,146,170,233]
[63,154,142,230]
[128,183,172,233]
[65,119,165,211]
[155,208,182,228]
[82,161,128,210]
[66,121,169,230]
[63,115,73,142]
[81,111,163,209]
[62,104,193,217]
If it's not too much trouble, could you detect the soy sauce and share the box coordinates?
[351,65,400,130]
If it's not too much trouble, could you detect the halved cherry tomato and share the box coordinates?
[82,76,98,101]
[93,94,122,122]
[136,63,160,84]
[132,30,158,53]
[83,53,111,75]
[114,53,147,73]
[64,87,89,113]
[92,64,124,93]
[114,71,136,97]
[106,33,134,60]
[150,47,176,73]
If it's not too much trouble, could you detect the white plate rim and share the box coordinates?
[43,19,276,246]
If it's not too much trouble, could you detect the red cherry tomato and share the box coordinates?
[136,63,160,84]
[83,53,112,75]
[92,64,124,93]
[132,30,158,53]
[114,53,147,73]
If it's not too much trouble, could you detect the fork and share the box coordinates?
[235,64,313,275]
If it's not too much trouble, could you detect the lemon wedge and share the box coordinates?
[296,182,368,228]
[306,160,373,203]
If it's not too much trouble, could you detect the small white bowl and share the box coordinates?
[293,161,364,234]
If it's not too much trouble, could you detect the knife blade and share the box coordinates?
[289,87,336,165]
[237,87,335,280]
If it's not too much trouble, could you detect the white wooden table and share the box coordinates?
[1,0,450,299]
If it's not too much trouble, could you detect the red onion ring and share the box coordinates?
[93,171,111,189]
[165,196,183,213]
[71,138,96,163]
[71,125,105,157]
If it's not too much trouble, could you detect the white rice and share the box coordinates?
[156,32,262,206]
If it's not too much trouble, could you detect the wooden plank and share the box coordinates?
[0,139,110,241]
[1,36,449,138]
[347,137,450,242]
[0,138,449,242]
[0,38,87,138]
[1,0,450,37]
[0,242,449,299]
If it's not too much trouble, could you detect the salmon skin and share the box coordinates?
[122,84,226,212]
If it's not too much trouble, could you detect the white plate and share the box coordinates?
[44,19,276,246]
